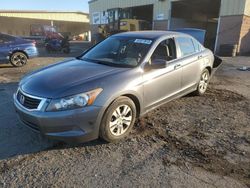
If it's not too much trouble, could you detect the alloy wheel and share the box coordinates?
[109,105,132,136]
[199,70,209,93]
[12,53,27,66]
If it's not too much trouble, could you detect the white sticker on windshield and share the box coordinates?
[134,39,152,45]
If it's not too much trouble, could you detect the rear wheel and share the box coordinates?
[10,52,28,67]
[100,96,136,142]
[194,69,210,95]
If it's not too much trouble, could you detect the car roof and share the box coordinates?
[0,33,15,37]
[112,31,185,40]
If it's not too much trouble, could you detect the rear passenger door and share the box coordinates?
[176,37,203,90]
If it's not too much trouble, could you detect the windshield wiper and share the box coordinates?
[80,57,115,66]
[78,57,135,68]
[75,56,84,61]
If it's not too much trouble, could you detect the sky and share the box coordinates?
[0,0,89,13]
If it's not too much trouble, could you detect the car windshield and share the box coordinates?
[80,36,153,67]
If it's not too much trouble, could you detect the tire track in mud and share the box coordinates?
[0,88,249,187]
[134,89,250,186]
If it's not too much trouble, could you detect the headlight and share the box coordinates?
[46,88,103,111]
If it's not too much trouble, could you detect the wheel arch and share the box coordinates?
[98,93,142,142]
[122,94,141,118]
[205,66,212,75]
[10,50,29,59]
[101,92,142,119]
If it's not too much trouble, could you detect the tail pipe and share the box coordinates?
[211,55,222,76]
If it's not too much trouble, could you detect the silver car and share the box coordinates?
[14,31,221,143]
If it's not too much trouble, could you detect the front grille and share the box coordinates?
[17,90,41,110]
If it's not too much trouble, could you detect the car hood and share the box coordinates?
[20,59,126,98]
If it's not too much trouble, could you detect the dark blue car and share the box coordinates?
[0,33,38,67]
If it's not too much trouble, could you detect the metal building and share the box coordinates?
[0,11,90,38]
[89,0,250,55]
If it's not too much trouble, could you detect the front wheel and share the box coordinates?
[45,45,51,53]
[194,69,210,95]
[100,96,136,143]
[62,47,70,54]
[10,52,28,67]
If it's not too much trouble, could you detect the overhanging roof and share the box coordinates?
[0,10,89,23]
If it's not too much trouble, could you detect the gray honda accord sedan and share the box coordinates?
[14,31,221,143]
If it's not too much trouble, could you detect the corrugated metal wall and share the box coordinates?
[89,0,170,21]
[220,0,246,16]
[0,12,89,23]
[89,0,249,23]
[90,0,156,11]
[153,1,169,20]
[0,16,90,36]
[244,0,250,16]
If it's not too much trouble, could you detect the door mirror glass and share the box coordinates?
[145,59,167,70]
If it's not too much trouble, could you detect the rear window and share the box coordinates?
[176,37,196,57]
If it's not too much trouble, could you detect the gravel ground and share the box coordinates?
[0,46,249,188]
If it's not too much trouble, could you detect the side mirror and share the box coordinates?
[145,59,167,70]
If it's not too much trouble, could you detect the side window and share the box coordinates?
[0,34,15,43]
[192,38,202,52]
[151,38,177,64]
[176,37,196,57]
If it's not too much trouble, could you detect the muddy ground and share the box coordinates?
[0,45,249,187]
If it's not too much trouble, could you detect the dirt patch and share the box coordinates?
[134,89,250,186]
[0,56,250,187]
[0,88,249,187]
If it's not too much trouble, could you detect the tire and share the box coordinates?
[62,47,70,54]
[193,68,210,96]
[10,52,28,67]
[100,96,137,143]
[45,45,51,53]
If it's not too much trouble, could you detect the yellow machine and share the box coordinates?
[119,19,150,31]
[93,19,150,44]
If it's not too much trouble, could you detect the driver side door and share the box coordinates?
[0,34,8,61]
[0,34,13,62]
[142,38,182,111]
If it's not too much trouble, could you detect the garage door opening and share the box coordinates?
[170,0,221,51]
[130,5,153,24]
[121,4,153,30]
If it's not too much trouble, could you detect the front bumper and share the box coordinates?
[14,94,103,143]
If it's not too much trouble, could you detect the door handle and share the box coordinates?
[198,55,203,59]
[174,64,181,69]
